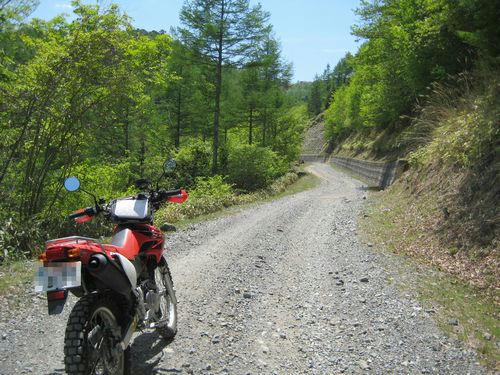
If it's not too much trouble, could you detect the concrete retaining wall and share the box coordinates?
[300,154,328,163]
[300,154,407,189]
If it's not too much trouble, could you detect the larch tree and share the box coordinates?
[177,0,271,173]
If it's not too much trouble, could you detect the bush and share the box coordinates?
[190,175,233,200]
[154,171,300,225]
[173,139,212,187]
[273,104,307,162]
[155,175,238,223]
[227,144,287,191]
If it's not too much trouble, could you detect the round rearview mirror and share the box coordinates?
[64,176,80,192]
[163,159,177,173]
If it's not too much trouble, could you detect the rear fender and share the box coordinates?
[47,290,68,315]
[111,252,137,289]
[85,252,137,298]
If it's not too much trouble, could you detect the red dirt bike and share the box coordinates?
[35,159,187,375]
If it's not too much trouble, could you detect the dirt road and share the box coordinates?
[0,163,485,374]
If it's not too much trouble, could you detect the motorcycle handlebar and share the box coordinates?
[68,207,95,220]
[162,189,182,197]
[68,188,185,220]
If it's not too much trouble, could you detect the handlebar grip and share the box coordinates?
[163,189,182,197]
[68,207,94,220]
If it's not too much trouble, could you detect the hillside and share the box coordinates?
[304,69,499,294]
[300,70,499,368]
[301,113,326,155]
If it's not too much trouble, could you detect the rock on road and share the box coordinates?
[0,162,486,374]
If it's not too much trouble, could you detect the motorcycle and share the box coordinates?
[34,159,188,375]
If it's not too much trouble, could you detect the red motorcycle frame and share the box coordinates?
[35,162,187,375]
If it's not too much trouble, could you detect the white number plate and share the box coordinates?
[34,262,81,292]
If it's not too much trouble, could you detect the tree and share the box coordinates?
[0,0,38,29]
[178,0,271,173]
[308,76,322,116]
[162,39,210,148]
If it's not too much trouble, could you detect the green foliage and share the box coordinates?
[325,82,362,139]
[307,53,353,116]
[155,175,242,224]
[155,171,302,225]
[173,139,212,187]
[227,144,287,191]
[0,1,304,261]
[307,78,322,116]
[272,104,307,161]
[190,175,233,200]
[325,0,499,142]
[286,81,312,105]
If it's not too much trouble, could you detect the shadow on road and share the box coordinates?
[357,185,380,192]
[129,330,174,374]
[43,331,173,375]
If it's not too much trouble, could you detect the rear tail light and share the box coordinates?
[67,248,80,259]
[47,290,67,301]
[39,247,81,262]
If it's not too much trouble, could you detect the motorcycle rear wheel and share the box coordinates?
[64,293,130,375]
[154,257,177,339]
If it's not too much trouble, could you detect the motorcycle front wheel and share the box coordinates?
[64,293,130,375]
[154,255,177,339]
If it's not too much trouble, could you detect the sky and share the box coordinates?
[30,0,361,82]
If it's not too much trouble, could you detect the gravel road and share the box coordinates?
[0,162,487,374]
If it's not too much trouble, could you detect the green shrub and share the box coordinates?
[266,172,299,194]
[155,175,237,223]
[154,171,300,225]
[227,144,287,191]
[190,175,233,200]
[173,139,212,187]
[273,104,307,162]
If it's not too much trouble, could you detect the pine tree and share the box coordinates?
[178,0,270,173]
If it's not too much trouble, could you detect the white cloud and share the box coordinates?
[54,2,72,9]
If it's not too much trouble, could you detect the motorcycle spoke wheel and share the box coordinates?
[64,294,130,375]
[88,306,122,375]
[154,260,177,339]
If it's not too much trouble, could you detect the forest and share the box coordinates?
[0,0,308,261]
[308,0,498,158]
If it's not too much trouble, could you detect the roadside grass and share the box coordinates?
[270,169,320,200]
[0,260,34,296]
[161,169,321,229]
[419,274,499,368]
[360,182,499,370]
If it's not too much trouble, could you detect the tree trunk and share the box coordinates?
[212,0,225,175]
[176,85,181,148]
[262,108,267,146]
[249,107,253,145]
[175,67,183,148]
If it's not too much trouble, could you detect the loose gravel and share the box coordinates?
[0,162,487,374]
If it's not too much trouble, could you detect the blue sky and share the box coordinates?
[31,0,361,82]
